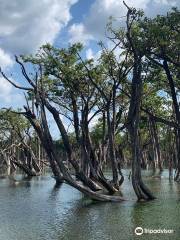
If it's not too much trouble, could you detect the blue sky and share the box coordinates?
[0,0,179,137]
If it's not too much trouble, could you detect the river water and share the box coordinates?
[0,170,179,240]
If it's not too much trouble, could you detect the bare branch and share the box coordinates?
[0,68,32,91]
[15,56,36,88]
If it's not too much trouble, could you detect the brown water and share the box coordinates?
[0,170,179,240]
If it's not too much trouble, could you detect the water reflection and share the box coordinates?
[0,170,179,240]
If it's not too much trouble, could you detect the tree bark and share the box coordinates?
[163,59,180,181]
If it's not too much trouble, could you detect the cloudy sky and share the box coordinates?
[0,0,179,135]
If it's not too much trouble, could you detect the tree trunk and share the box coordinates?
[149,116,163,172]
[107,107,119,189]
[127,58,155,201]
[163,59,180,181]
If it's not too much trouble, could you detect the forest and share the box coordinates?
[0,3,180,204]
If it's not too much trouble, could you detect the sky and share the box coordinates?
[0,0,179,136]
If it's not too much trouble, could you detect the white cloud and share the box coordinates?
[68,0,179,45]
[86,48,102,65]
[0,0,78,109]
[0,48,13,69]
[69,23,94,44]
[0,0,78,54]
[0,77,12,103]
[86,48,94,59]
[0,77,25,107]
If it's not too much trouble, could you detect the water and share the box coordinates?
[0,170,179,240]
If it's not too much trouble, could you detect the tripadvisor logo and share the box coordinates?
[134,227,174,235]
[135,227,143,236]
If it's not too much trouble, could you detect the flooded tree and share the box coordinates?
[0,4,179,202]
[0,109,45,176]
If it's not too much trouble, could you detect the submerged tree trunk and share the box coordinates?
[126,53,155,201]
[127,63,156,200]
[22,104,125,202]
[163,60,180,181]
[149,116,163,172]
[107,107,119,189]
[124,3,156,200]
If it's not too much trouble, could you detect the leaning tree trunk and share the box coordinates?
[80,105,117,194]
[22,104,125,202]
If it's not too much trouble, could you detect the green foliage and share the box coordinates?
[1,7,179,165]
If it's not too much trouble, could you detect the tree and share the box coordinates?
[0,109,43,176]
